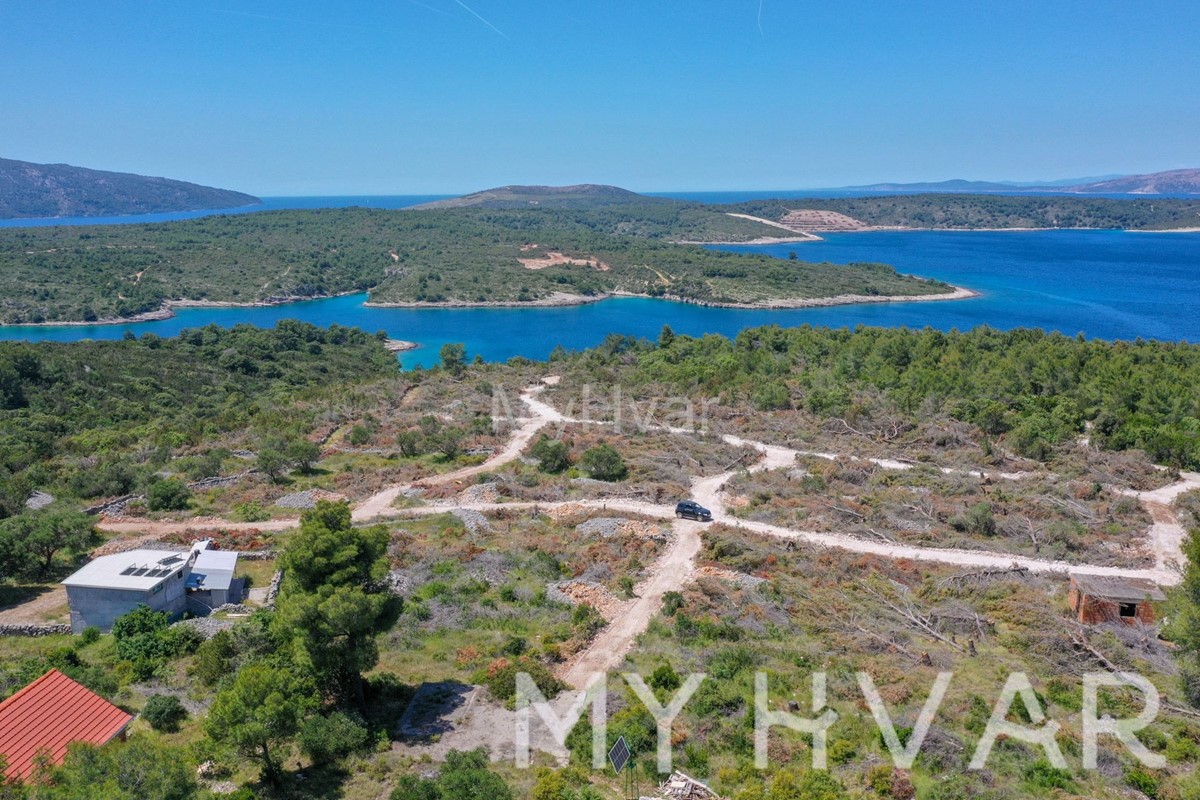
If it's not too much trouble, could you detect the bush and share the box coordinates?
[1022,758,1074,792]
[531,436,571,473]
[1124,766,1159,798]
[189,629,236,686]
[949,502,996,537]
[146,478,192,512]
[662,591,684,616]
[78,626,100,646]
[648,662,682,693]
[753,381,791,411]
[579,443,627,481]
[299,711,370,765]
[142,694,188,732]
[481,657,565,704]
[233,501,270,522]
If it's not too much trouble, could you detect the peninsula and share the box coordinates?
[0,157,259,219]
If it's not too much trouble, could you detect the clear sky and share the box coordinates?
[2,1,1198,195]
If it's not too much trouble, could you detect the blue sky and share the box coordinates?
[2,1,1198,195]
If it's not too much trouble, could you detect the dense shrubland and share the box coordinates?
[543,325,1200,470]
[0,206,948,323]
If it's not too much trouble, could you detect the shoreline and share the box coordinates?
[1,292,363,329]
[680,224,1200,245]
[653,285,980,309]
[363,290,610,310]
[1,283,979,329]
[367,285,979,312]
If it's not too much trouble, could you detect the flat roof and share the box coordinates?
[1070,572,1166,603]
[187,550,238,593]
[62,549,188,592]
[0,669,132,782]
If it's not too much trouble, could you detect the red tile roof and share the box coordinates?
[0,669,132,782]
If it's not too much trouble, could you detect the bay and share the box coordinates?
[0,230,1196,367]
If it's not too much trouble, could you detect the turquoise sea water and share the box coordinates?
[1,229,1197,367]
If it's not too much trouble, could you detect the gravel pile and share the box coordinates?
[464,551,511,585]
[546,580,625,620]
[273,488,347,509]
[450,507,491,533]
[576,517,667,541]
[274,490,317,509]
[458,482,499,504]
[172,616,234,639]
[25,491,55,510]
[576,517,624,538]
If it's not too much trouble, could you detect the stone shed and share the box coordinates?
[1068,572,1165,625]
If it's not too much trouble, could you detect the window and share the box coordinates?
[151,583,164,595]
[1118,602,1137,618]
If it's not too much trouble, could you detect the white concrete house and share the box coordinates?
[62,541,241,633]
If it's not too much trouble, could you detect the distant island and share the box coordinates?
[836,167,1200,195]
[5,182,1200,325]
[0,157,259,219]
[412,183,667,209]
[0,194,955,325]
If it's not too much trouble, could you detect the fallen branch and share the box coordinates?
[937,564,1030,589]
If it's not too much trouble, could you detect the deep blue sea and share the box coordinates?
[2,228,1197,368]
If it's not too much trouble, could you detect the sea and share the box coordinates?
[1,195,1197,368]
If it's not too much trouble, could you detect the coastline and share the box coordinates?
[363,290,611,310]
[2,292,362,328]
[367,285,980,312]
[2,283,980,329]
[679,224,1200,246]
[654,285,980,309]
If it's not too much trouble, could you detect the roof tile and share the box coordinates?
[0,669,132,781]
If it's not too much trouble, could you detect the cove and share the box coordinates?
[1,229,1197,368]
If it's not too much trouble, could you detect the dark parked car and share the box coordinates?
[675,500,712,521]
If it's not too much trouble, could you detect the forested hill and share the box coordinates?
[0,157,259,218]
[413,183,667,209]
[722,194,1200,231]
[0,206,948,324]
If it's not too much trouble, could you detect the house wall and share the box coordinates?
[1069,585,1156,625]
[66,570,189,633]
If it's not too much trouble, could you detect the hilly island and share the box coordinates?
[4,182,1200,325]
[0,157,259,219]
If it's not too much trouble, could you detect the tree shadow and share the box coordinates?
[252,763,350,800]
[394,680,476,743]
[0,583,54,613]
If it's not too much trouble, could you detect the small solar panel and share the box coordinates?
[608,736,630,774]
[120,566,138,576]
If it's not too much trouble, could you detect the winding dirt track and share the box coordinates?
[96,380,1200,693]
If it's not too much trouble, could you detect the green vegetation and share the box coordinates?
[726,194,1200,231]
[389,749,512,800]
[579,443,628,481]
[274,501,398,708]
[0,322,397,520]
[141,694,188,732]
[4,322,1200,798]
[0,205,949,324]
[549,325,1200,470]
[0,507,96,580]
